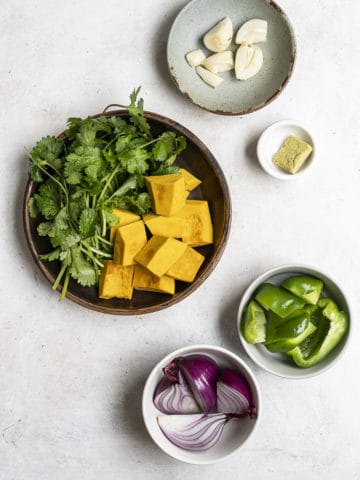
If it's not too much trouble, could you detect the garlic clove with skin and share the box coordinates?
[201,51,234,73]
[186,49,206,67]
[235,44,263,80]
[196,66,224,88]
[203,17,233,53]
[235,19,268,45]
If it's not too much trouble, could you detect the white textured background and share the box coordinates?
[1,0,360,478]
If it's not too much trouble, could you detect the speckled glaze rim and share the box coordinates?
[23,110,232,315]
[167,0,297,116]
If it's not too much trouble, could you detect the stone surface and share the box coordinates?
[1,0,360,478]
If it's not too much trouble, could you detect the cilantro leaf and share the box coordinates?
[64,117,83,141]
[64,146,103,184]
[39,248,61,262]
[75,119,97,147]
[69,247,97,286]
[28,197,39,218]
[117,192,151,214]
[152,131,186,166]
[152,165,180,175]
[110,174,139,198]
[127,87,151,138]
[79,208,98,239]
[33,180,63,220]
[119,148,149,174]
[30,135,64,170]
[102,207,120,228]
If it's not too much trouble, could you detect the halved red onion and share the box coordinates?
[163,354,219,413]
[153,371,200,414]
[157,411,255,452]
[217,369,252,414]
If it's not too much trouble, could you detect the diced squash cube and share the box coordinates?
[110,208,141,243]
[167,246,205,283]
[178,200,213,246]
[180,168,201,191]
[133,265,175,294]
[134,235,188,277]
[98,260,134,299]
[143,213,186,238]
[113,220,147,266]
[145,174,186,216]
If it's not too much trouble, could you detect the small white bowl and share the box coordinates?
[257,120,315,180]
[142,344,261,464]
[237,265,351,379]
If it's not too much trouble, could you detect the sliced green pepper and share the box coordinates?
[288,298,348,368]
[282,275,323,305]
[255,283,305,319]
[241,300,266,344]
[266,321,317,353]
[265,310,310,344]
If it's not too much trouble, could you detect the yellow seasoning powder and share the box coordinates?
[273,136,313,174]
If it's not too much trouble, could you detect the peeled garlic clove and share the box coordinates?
[235,19,267,45]
[186,49,206,67]
[235,44,263,80]
[196,66,223,88]
[201,51,234,73]
[203,17,233,53]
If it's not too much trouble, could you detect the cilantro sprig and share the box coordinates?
[27,88,186,300]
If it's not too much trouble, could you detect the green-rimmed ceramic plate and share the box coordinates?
[167,0,296,115]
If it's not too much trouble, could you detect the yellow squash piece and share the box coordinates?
[113,220,147,266]
[180,168,201,191]
[178,200,213,246]
[109,208,141,243]
[133,265,175,294]
[167,246,205,283]
[143,213,186,238]
[98,260,134,299]
[134,235,188,277]
[145,174,187,216]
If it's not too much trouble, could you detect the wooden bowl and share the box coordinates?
[23,110,231,315]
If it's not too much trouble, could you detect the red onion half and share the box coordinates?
[153,370,200,414]
[163,354,219,413]
[217,369,252,414]
[157,411,254,452]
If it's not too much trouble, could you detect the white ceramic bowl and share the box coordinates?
[237,265,351,379]
[142,344,261,464]
[257,120,315,180]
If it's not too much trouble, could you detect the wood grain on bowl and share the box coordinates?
[23,111,231,315]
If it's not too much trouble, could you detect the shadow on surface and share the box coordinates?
[244,133,264,172]
[152,1,189,100]
[112,368,154,448]
[217,287,248,354]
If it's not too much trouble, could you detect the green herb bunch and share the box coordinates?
[27,88,187,300]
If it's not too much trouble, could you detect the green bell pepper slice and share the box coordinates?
[265,310,310,344]
[241,300,266,344]
[288,298,348,368]
[266,321,317,353]
[255,283,305,319]
[282,275,323,305]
